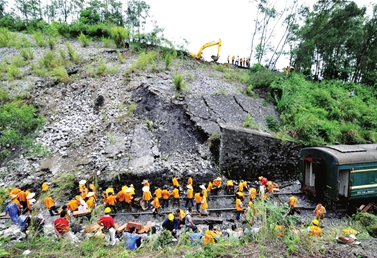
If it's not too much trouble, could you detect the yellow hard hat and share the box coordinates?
[104,207,111,214]
[248,202,253,207]
[168,213,174,221]
[312,219,319,226]
[258,176,262,181]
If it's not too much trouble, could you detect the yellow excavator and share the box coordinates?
[190,39,222,62]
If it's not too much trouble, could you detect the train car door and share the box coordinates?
[304,159,315,187]
[338,169,349,198]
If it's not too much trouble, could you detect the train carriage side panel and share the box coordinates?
[349,163,377,200]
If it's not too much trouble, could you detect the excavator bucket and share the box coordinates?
[211,55,219,62]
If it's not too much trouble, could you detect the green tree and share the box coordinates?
[0,0,7,19]
[125,0,150,42]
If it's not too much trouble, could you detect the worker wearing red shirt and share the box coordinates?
[259,176,268,186]
[98,207,118,246]
[54,210,70,237]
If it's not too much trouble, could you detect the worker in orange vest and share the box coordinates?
[235,195,244,221]
[161,186,171,209]
[172,186,180,207]
[314,203,326,220]
[240,57,243,67]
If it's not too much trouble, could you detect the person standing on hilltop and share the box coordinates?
[236,55,239,66]
[227,55,230,64]
[232,55,235,65]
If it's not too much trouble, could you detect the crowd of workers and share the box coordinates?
[4,175,327,249]
[227,55,250,68]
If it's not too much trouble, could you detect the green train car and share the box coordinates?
[300,144,377,207]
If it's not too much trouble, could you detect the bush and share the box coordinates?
[0,101,45,161]
[78,32,90,47]
[110,26,128,48]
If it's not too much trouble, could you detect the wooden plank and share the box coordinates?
[73,208,91,217]
[138,221,152,233]
[362,203,374,212]
[116,223,128,233]
[126,222,143,232]
[84,223,101,233]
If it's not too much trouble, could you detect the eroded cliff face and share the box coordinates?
[0,40,290,197]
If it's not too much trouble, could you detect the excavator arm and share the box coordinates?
[190,39,222,62]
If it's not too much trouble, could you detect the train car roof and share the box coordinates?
[301,144,377,165]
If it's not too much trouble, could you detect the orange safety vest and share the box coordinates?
[106,195,117,205]
[249,188,257,199]
[201,196,208,209]
[195,193,201,204]
[187,188,194,199]
[43,197,55,209]
[203,230,216,246]
[153,197,160,209]
[236,198,243,211]
[238,182,244,192]
[116,190,126,202]
[187,177,193,186]
[154,188,162,199]
[172,177,179,187]
[86,197,96,208]
[124,192,132,203]
[17,191,27,202]
[143,191,152,201]
[172,188,179,198]
[308,225,322,236]
[207,182,213,192]
[288,196,297,208]
[162,189,171,199]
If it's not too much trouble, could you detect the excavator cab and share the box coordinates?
[190,39,222,62]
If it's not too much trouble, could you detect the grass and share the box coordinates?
[173,72,186,92]
[116,50,125,63]
[78,32,90,47]
[33,31,46,47]
[110,26,128,48]
[66,42,79,63]
[20,48,34,61]
[48,35,57,50]
[136,51,157,70]
[243,114,259,129]
[87,58,119,76]
[7,65,22,80]
[127,102,137,117]
[52,66,71,83]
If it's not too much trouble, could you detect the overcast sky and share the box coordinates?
[145,0,374,68]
